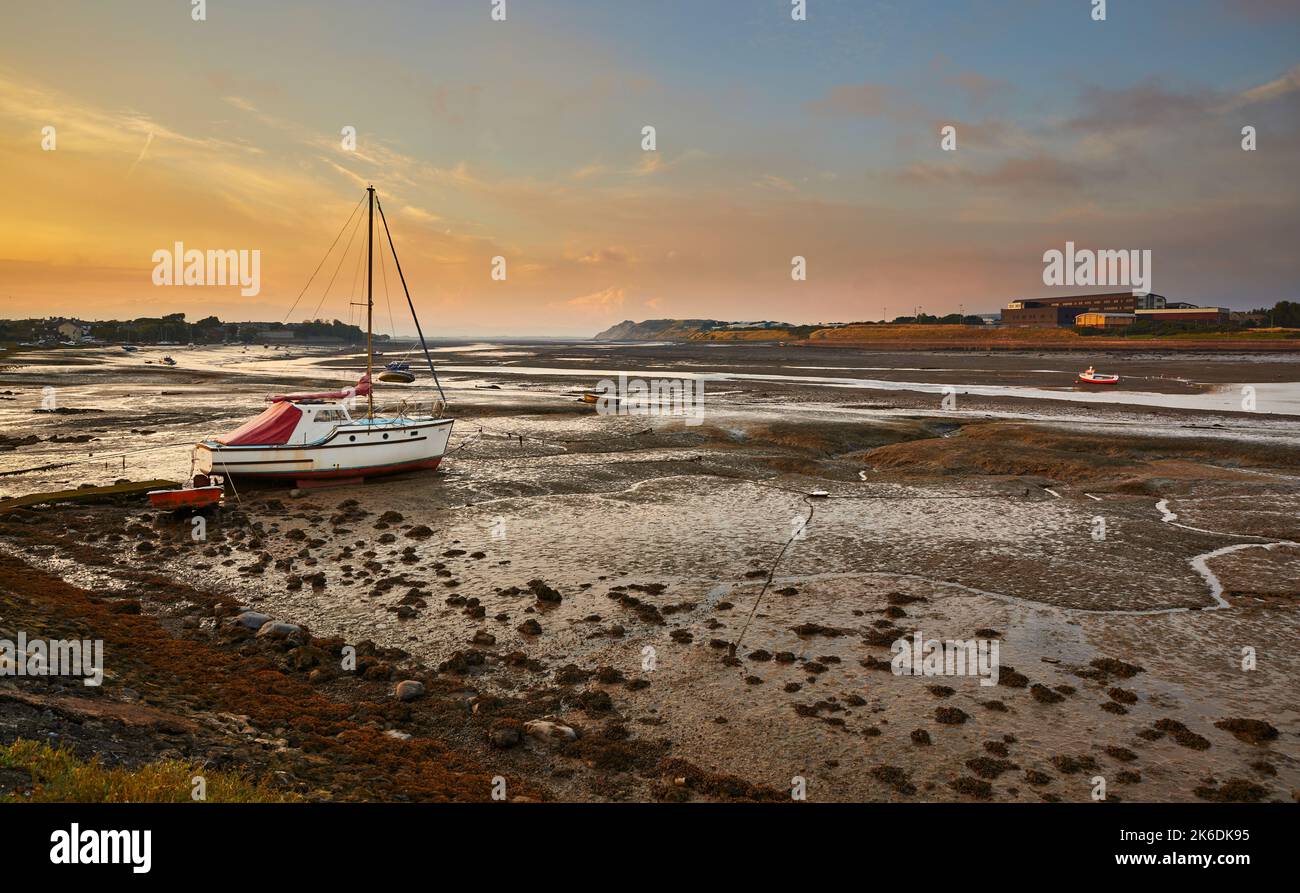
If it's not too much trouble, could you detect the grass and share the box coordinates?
[0,739,300,803]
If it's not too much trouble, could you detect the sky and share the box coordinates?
[0,0,1298,336]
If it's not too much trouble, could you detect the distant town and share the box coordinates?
[0,315,382,347]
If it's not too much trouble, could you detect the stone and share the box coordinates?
[234,611,271,631]
[395,680,426,702]
[256,621,303,641]
[523,719,577,744]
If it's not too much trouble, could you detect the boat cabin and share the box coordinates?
[214,400,357,447]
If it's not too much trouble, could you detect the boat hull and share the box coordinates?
[377,371,416,384]
[1077,375,1119,384]
[195,418,453,481]
[147,486,224,509]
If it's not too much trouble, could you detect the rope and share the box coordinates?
[280,194,366,323]
[307,206,366,322]
[731,494,815,656]
[0,439,199,477]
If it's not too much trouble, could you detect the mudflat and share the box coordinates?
[1,341,1297,802]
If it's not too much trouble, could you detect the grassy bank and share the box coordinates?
[0,739,297,803]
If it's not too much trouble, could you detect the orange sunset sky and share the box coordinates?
[1,1,1298,335]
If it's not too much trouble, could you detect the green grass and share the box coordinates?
[0,739,300,803]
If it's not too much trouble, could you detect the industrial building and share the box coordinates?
[1001,292,1225,327]
[1074,312,1137,329]
[1133,307,1230,324]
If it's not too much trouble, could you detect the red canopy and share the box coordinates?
[214,401,302,446]
[268,374,371,404]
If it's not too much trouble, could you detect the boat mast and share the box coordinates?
[366,185,375,420]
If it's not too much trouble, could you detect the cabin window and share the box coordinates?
[349,435,356,442]
[315,410,347,422]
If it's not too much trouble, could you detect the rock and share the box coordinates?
[395,680,426,702]
[528,579,562,603]
[405,525,433,538]
[523,719,577,745]
[935,706,969,725]
[489,720,523,749]
[257,621,304,641]
[384,729,412,741]
[1214,718,1279,745]
[235,611,271,631]
[517,618,543,636]
[471,630,497,646]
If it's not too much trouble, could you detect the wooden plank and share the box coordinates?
[0,479,181,513]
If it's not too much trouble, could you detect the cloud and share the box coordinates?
[754,174,797,192]
[562,286,626,310]
[400,205,443,225]
[897,156,1083,192]
[575,247,629,265]
[944,71,1007,102]
[806,83,891,117]
[1234,63,1300,106]
[126,131,154,177]
[1066,81,1218,134]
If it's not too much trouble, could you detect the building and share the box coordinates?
[1075,312,1137,329]
[55,321,85,342]
[1134,307,1230,325]
[1002,292,1168,327]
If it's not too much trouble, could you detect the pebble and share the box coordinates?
[395,680,426,702]
[523,719,577,744]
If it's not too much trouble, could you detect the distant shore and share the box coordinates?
[736,325,1300,352]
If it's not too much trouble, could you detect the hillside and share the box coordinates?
[592,319,726,341]
[591,319,1300,351]
[592,319,803,341]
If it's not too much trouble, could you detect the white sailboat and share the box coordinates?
[194,186,453,484]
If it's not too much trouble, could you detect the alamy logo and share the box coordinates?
[891,630,1000,686]
[0,633,103,686]
[152,242,261,296]
[50,824,151,873]
[592,374,705,425]
[1043,241,1151,296]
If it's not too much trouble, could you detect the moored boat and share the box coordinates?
[192,185,452,485]
[1078,366,1119,384]
[194,374,453,482]
[377,360,416,384]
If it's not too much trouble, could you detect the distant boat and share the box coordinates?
[1078,366,1119,384]
[121,345,138,353]
[377,360,416,384]
[161,355,177,366]
[194,185,452,484]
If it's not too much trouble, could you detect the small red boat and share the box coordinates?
[148,474,224,509]
[1078,366,1119,385]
